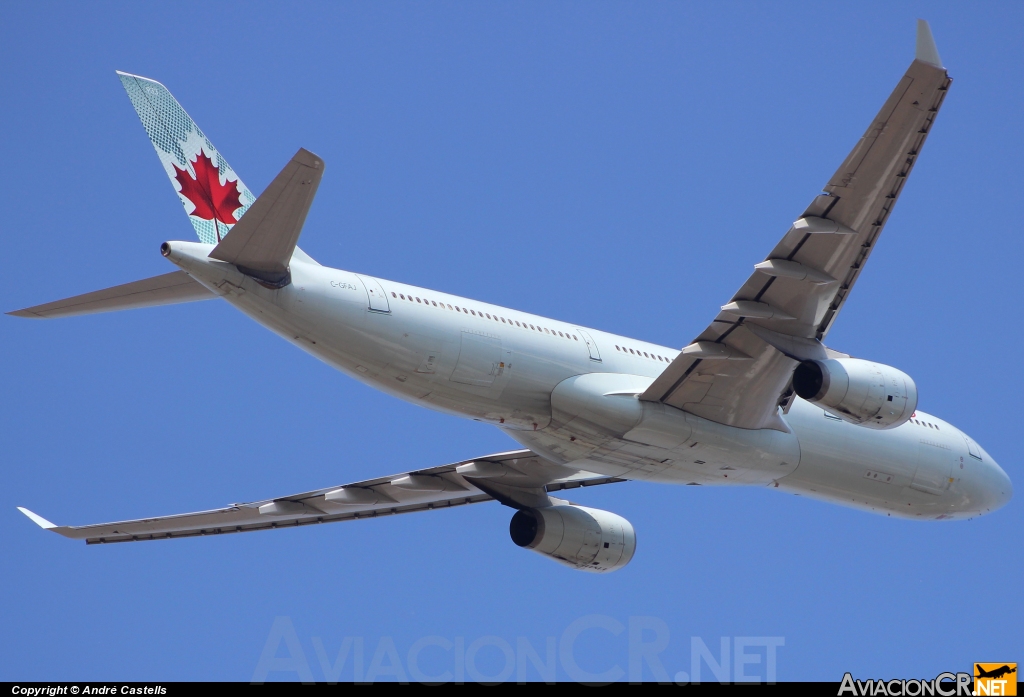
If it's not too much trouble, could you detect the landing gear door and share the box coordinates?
[575,328,602,361]
[355,275,391,313]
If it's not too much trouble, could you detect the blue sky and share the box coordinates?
[1,1,1021,682]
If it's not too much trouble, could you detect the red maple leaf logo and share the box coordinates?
[172,150,243,236]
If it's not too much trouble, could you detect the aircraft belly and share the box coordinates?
[778,399,967,519]
[515,399,802,486]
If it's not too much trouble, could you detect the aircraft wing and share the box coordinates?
[640,21,951,431]
[17,450,623,545]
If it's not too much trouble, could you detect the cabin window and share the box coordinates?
[431,301,437,307]
[400,294,405,300]
[391,292,397,298]
[447,304,453,310]
[573,335,578,341]
[629,349,635,355]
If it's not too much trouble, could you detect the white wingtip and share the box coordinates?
[915,19,943,68]
[17,507,57,530]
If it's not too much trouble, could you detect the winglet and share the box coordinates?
[915,19,943,68]
[17,507,57,530]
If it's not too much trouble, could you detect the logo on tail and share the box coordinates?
[172,150,243,241]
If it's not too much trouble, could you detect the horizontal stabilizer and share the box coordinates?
[8,270,216,319]
[208,148,323,287]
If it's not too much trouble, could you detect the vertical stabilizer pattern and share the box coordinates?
[118,71,256,244]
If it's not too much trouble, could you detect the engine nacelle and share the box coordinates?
[792,357,918,429]
[509,504,636,573]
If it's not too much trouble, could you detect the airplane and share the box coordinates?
[12,20,1012,573]
[975,665,1016,680]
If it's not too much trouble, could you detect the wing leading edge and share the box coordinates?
[641,21,951,431]
[18,450,623,545]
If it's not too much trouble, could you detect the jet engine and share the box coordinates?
[509,504,636,573]
[792,357,917,429]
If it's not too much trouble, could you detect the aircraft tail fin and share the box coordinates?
[117,72,256,245]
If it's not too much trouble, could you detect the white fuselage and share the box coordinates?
[167,242,1012,521]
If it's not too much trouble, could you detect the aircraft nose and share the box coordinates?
[991,459,1013,509]
[976,454,1012,515]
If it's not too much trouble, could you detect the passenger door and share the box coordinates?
[575,328,602,362]
[355,275,391,313]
